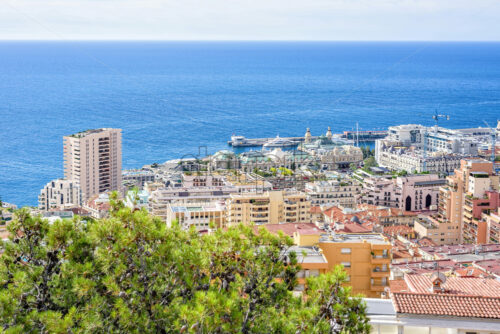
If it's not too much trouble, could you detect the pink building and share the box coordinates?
[397,174,446,212]
[357,171,445,212]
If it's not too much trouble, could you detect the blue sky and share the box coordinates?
[1,0,499,40]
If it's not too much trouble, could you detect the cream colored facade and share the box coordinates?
[304,179,361,208]
[166,201,226,230]
[414,216,458,245]
[226,190,311,225]
[38,178,82,211]
[64,128,122,201]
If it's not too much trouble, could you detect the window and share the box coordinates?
[341,248,351,254]
[341,262,351,268]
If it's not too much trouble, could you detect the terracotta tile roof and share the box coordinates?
[383,225,414,236]
[389,279,409,293]
[256,223,320,237]
[474,259,500,276]
[309,206,322,214]
[339,223,372,233]
[404,275,500,297]
[392,292,500,319]
[454,267,489,278]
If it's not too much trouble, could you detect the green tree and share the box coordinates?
[362,157,377,172]
[0,197,370,333]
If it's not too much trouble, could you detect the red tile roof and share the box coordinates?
[392,292,500,319]
[383,225,414,236]
[309,206,323,214]
[404,275,500,297]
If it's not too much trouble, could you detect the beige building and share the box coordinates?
[165,201,226,230]
[304,179,361,208]
[434,159,497,244]
[38,178,82,211]
[226,190,311,225]
[64,128,122,201]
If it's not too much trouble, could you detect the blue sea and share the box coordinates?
[1,42,499,206]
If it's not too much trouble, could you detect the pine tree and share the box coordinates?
[0,194,370,333]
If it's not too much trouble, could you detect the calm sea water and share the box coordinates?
[1,42,499,206]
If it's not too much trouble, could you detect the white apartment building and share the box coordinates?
[166,201,226,230]
[64,128,122,201]
[304,179,361,208]
[384,124,490,155]
[149,186,238,221]
[38,178,82,211]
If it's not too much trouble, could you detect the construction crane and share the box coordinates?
[483,120,497,163]
[423,111,450,172]
[432,109,450,129]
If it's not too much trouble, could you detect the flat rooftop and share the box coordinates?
[319,233,389,244]
[287,246,327,264]
[66,128,119,138]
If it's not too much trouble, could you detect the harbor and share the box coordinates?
[228,128,388,147]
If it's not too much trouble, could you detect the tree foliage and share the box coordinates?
[0,195,370,333]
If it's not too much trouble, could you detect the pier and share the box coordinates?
[228,130,388,147]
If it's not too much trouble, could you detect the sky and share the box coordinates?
[1,0,500,41]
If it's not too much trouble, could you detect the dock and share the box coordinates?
[228,130,388,147]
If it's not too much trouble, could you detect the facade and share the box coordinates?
[355,171,445,211]
[433,159,498,244]
[375,143,464,174]
[166,201,226,230]
[122,169,155,188]
[315,233,391,298]
[226,190,311,225]
[304,179,361,208]
[149,186,237,221]
[383,124,490,155]
[38,178,82,211]
[396,174,445,211]
[64,128,122,201]
[413,216,460,246]
[355,170,401,208]
[260,224,392,298]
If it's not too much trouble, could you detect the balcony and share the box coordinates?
[370,282,388,292]
[371,268,390,278]
[371,255,390,264]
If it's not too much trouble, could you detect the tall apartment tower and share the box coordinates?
[63,128,122,201]
[435,159,497,244]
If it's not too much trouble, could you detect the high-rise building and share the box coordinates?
[63,128,122,201]
[426,159,498,245]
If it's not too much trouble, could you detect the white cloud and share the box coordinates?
[0,0,499,40]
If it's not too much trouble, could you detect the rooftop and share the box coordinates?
[392,292,500,319]
[396,275,500,297]
[319,233,389,245]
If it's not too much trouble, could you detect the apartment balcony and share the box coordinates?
[371,255,390,264]
[371,268,390,278]
[370,282,388,292]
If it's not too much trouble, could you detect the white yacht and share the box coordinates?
[263,135,296,149]
[231,135,246,145]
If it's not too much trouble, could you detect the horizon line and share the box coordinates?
[1,39,500,43]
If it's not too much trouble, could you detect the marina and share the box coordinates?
[228,129,388,147]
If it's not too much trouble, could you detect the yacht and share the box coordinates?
[263,135,296,149]
[231,135,246,145]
